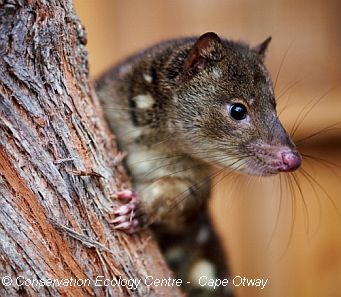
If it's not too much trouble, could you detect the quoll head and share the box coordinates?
[172,32,301,175]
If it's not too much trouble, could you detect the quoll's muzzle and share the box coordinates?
[277,149,302,172]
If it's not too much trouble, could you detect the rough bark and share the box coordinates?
[0,1,182,296]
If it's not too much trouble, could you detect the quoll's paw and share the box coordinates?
[111,189,143,234]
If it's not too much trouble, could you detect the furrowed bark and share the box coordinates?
[0,1,182,296]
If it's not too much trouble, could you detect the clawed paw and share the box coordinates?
[111,189,141,233]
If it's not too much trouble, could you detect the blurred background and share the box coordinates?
[74,1,341,296]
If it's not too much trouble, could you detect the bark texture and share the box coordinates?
[0,1,182,296]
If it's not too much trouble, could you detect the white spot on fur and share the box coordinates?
[143,73,153,83]
[128,150,153,176]
[125,127,142,143]
[151,184,163,198]
[128,148,177,180]
[132,94,155,109]
[189,259,216,289]
[212,67,222,79]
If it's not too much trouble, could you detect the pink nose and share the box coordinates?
[278,150,302,172]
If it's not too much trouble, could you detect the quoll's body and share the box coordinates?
[96,32,301,233]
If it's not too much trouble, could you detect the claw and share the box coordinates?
[111,214,130,224]
[114,219,140,233]
[113,221,131,230]
[117,189,134,200]
[114,204,135,216]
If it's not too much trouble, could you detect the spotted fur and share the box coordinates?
[95,32,299,231]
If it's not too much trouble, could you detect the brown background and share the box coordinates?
[74,1,341,296]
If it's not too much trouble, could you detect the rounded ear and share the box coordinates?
[184,32,223,77]
[252,36,272,59]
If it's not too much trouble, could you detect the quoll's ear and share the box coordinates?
[252,36,272,59]
[184,32,223,77]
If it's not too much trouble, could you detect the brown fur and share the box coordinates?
[95,32,298,231]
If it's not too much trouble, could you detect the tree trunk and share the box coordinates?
[0,1,182,296]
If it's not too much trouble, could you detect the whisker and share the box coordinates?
[138,153,248,182]
[291,172,310,234]
[127,147,243,166]
[266,174,283,250]
[137,153,248,194]
[277,80,301,106]
[299,167,341,217]
[277,173,297,259]
[301,153,341,174]
[296,167,322,236]
[209,161,247,195]
[144,167,225,225]
[274,41,294,90]
[147,159,249,225]
[295,121,341,144]
[290,86,340,138]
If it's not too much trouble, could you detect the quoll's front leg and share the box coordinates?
[111,176,210,234]
[111,189,147,233]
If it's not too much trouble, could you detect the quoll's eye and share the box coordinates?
[229,103,247,121]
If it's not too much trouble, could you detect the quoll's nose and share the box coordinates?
[278,150,302,172]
